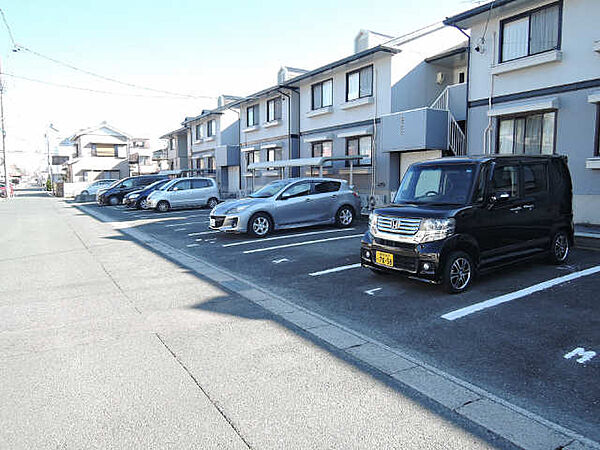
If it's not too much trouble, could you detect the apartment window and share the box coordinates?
[311,79,333,110]
[247,104,259,127]
[346,135,372,166]
[267,97,282,122]
[51,156,69,165]
[195,124,203,140]
[246,150,260,167]
[346,65,373,101]
[311,141,332,175]
[500,2,561,62]
[207,120,215,137]
[139,156,150,165]
[267,148,282,162]
[207,157,215,171]
[92,144,118,157]
[497,111,556,155]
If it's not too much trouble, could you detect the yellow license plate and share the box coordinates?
[375,251,394,267]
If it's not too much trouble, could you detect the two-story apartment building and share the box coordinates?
[182,95,242,196]
[282,26,466,207]
[445,0,600,224]
[129,138,159,175]
[159,127,189,171]
[234,67,303,194]
[63,122,131,182]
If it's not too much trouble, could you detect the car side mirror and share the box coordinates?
[488,191,510,207]
[279,193,289,200]
[172,187,179,191]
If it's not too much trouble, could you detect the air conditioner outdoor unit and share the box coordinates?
[436,72,445,84]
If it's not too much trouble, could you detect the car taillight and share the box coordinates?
[352,192,359,198]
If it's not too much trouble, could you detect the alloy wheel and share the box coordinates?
[339,207,353,226]
[208,198,218,209]
[449,257,471,291]
[252,217,270,236]
[554,233,569,262]
[140,199,148,209]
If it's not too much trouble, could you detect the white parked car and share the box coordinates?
[146,177,219,212]
[81,179,117,196]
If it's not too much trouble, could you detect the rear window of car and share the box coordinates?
[523,163,547,195]
[314,181,340,193]
[191,179,211,189]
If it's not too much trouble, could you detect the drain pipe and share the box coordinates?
[483,32,497,154]
[451,24,471,154]
[276,87,292,178]
[369,67,378,211]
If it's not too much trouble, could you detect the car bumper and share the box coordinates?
[360,231,443,282]
[209,214,245,233]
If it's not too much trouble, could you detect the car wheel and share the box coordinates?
[157,201,170,213]
[81,190,89,196]
[139,198,148,210]
[207,197,218,209]
[548,230,570,264]
[248,213,271,237]
[108,196,119,206]
[336,205,354,227]
[443,251,474,294]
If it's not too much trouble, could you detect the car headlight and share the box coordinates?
[369,213,378,234]
[417,218,455,243]
[226,205,249,214]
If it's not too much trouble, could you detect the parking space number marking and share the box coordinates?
[564,347,596,364]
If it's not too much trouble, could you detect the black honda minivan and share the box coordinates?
[361,155,573,293]
[97,174,168,206]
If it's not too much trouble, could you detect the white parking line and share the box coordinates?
[174,228,187,231]
[441,265,600,321]
[186,243,200,248]
[222,228,356,247]
[309,263,361,277]
[188,231,219,236]
[243,234,363,254]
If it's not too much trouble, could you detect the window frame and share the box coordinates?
[266,147,282,163]
[498,1,562,63]
[266,97,282,122]
[195,124,202,140]
[246,104,259,127]
[345,65,373,102]
[311,78,333,110]
[345,135,372,167]
[246,149,261,167]
[495,110,557,155]
[206,120,215,137]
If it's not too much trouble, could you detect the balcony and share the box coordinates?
[380,108,450,152]
[215,145,240,167]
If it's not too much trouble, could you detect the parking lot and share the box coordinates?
[81,202,600,442]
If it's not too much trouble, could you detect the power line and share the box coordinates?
[1,71,203,99]
[0,7,216,100]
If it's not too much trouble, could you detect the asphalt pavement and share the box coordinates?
[1,189,503,449]
[78,198,600,447]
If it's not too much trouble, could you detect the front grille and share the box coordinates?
[373,237,416,250]
[376,216,421,235]
[211,215,225,228]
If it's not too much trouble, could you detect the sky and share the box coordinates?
[0,0,475,172]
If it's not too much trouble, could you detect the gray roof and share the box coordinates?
[282,45,400,86]
[444,0,518,26]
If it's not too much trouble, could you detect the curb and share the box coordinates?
[79,203,599,450]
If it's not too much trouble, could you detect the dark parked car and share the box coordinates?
[97,175,168,206]
[123,178,170,209]
[361,155,573,293]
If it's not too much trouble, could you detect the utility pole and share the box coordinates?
[45,130,53,192]
[0,57,9,198]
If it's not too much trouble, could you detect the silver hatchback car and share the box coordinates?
[210,177,361,237]
[146,177,219,212]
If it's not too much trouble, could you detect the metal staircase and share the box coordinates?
[430,86,466,156]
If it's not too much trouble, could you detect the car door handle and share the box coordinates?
[509,206,522,213]
[522,204,535,210]
[305,198,312,202]
[331,195,338,199]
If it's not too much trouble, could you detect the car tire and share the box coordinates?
[156,201,170,213]
[139,198,148,210]
[548,230,570,264]
[442,251,474,294]
[207,197,219,209]
[248,213,272,238]
[335,205,355,227]
[81,190,89,196]
[108,196,119,206]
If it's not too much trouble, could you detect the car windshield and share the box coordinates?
[394,164,476,206]
[158,179,177,190]
[106,180,121,189]
[249,180,293,198]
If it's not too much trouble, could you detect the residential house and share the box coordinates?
[234,67,303,194]
[48,138,76,183]
[129,138,159,175]
[282,26,466,207]
[445,0,600,224]
[182,95,242,196]
[159,127,189,171]
[63,122,132,182]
